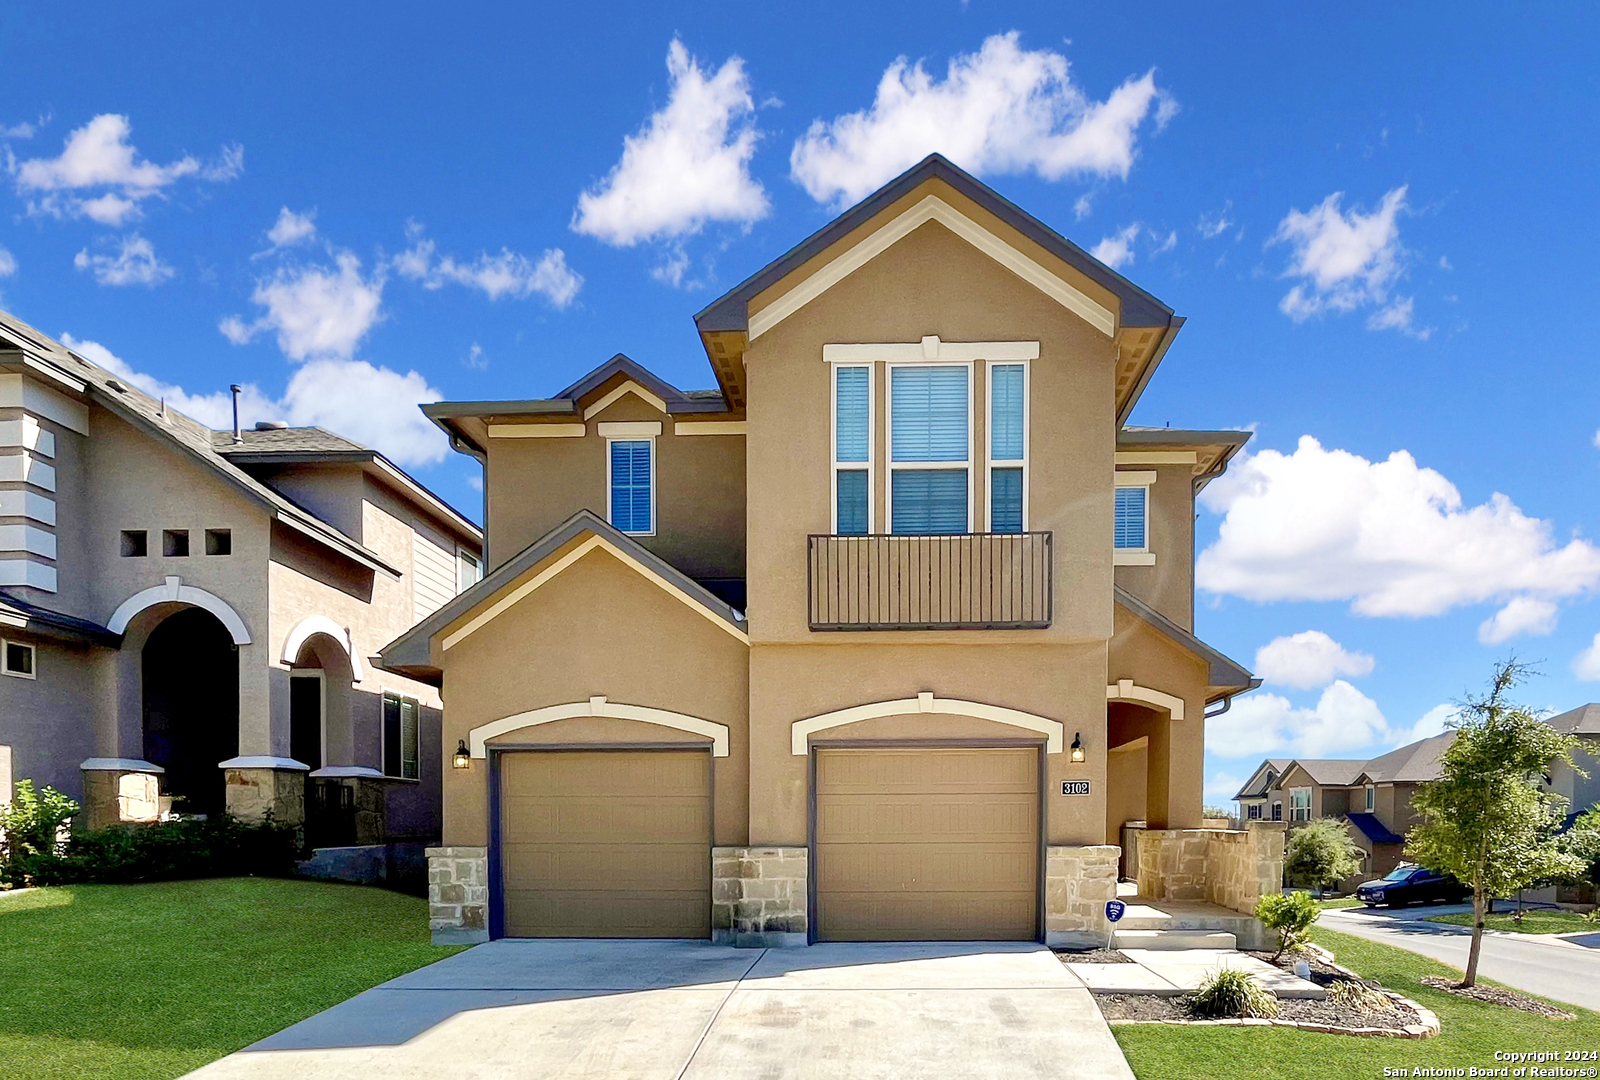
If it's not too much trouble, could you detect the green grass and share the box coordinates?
[1316,897,1363,909]
[1112,926,1599,1080]
[0,878,462,1080]
[1424,909,1596,935]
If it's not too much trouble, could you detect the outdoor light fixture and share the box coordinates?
[452,740,471,769]
[1070,733,1085,763]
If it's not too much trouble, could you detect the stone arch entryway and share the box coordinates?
[142,607,240,816]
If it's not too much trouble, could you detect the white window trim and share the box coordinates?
[289,669,326,768]
[604,436,657,537]
[984,359,1029,532]
[382,690,422,782]
[1113,470,1156,566]
[830,363,875,534]
[456,547,481,594]
[2,638,35,679]
[1289,786,1312,822]
[1365,785,1376,813]
[885,361,974,535]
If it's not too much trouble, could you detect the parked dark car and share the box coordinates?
[1356,864,1469,907]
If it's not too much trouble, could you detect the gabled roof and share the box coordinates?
[379,509,747,685]
[1113,585,1257,701]
[1357,731,1457,784]
[1545,703,1600,736]
[0,308,401,577]
[0,589,120,647]
[1233,758,1291,800]
[422,353,729,456]
[1280,759,1369,787]
[1347,813,1405,845]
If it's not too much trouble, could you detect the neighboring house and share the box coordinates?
[1235,758,1289,822]
[382,153,1261,947]
[0,309,481,847]
[1544,703,1600,821]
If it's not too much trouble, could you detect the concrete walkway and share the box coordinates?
[184,939,1136,1080]
[1065,949,1325,998]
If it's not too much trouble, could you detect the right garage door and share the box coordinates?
[813,746,1040,941]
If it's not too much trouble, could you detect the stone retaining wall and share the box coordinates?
[1045,844,1120,948]
[427,846,489,945]
[712,846,808,947]
[1136,821,1286,914]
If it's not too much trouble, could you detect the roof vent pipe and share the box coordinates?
[230,384,243,444]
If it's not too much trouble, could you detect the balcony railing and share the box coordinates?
[807,532,1052,630]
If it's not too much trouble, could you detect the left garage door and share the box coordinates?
[498,749,711,938]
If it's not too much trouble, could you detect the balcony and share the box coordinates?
[807,532,1052,630]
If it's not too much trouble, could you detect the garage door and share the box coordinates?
[814,746,1039,941]
[499,749,711,938]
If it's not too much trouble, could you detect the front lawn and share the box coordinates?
[1424,909,1595,935]
[1112,926,1599,1080]
[0,878,462,1080]
[1316,897,1363,909]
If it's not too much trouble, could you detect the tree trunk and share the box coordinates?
[1463,888,1485,988]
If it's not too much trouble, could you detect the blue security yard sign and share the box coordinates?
[1105,900,1126,923]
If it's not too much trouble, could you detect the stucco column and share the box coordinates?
[221,757,308,825]
[236,639,276,756]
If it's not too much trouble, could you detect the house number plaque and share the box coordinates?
[1060,780,1091,796]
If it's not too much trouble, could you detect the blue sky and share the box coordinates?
[3,3,1598,801]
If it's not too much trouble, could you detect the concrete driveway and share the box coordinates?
[184,939,1134,1080]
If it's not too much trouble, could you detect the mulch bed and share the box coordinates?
[1054,948,1133,964]
[1418,976,1575,1019]
[1096,992,1419,1030]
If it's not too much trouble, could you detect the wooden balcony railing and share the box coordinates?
[807,532,1053,630]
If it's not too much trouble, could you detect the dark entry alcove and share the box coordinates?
[142,607,240,816]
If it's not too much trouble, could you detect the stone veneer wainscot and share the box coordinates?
[712,846,808,947]
[428,846,490,944]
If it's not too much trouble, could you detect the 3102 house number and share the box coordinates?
[1060,780,1091,796]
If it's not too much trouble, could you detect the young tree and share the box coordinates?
[1285,818,1364,895]
[1406,661,1584,986]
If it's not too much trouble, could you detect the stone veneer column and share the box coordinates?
[79,759,164,830]
[1044,845,1120,948]
[1247,821,1288,902]
[220,757,309,826]
[712,846,808,947]
[427,846,489,944]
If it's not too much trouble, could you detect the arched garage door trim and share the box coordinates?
[791,692,1064,754]
[469,696,730,758]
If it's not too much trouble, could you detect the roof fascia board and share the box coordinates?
[366,456,482,542]
[581,381,667,420]
[1117,316,1183,427]
[748,194,1115,342]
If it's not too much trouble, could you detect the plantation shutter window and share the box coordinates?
[889,365,969,535]
[833,365,870,535]
[400,697,420,780]
[1114,485,1148,550]
[608,439,654,535]
[988,363,1025,533]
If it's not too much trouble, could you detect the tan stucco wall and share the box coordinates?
[484,394,744,580]
[1112,464,1195,630]
[436,546,750,848]
[1105,742,1148,845]
[1107,605,1207,830]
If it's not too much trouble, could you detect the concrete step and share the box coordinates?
[1112,929,1238,951]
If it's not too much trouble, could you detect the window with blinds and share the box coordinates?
[889,364,969,534]
[383,692,420,781]
[988,362,1025,532]
[608,439,653,534]
[834,365,870,535]
[1114,485,1148,550]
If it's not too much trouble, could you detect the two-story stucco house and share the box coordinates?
[382,155,1265,947]
[0,310,481,850]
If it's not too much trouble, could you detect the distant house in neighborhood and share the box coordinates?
[1235,758,1289,821]
[0,309,481,852]
[1544,703,1600,823]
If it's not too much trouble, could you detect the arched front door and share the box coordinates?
[142,608,240,816]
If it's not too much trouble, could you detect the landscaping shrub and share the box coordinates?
[0,780,80,887]
[1285,818,1364,894]
[28,814,301,885]
[1327,978,1391,1013]
[1256,890,1322,960]
[1189,967,1280,1018]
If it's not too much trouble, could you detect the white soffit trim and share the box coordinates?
[441,535,749,651]
[749,195,1116,342]
[108,575,253,644]
[1106,678,1186,721]
[823,336,1040,363]
[581,381,668,420]
[280,614,366,682]
[487,423,586,439]
[0,374,90,434]
[597,421,663,437]
[1115,451,1197,465]
[791,692,1064,755]
[469,695,730,758]
[1114,470,1158,486]
[1113,551,1157,566]
[673,420,746,436]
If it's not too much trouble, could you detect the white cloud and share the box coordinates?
[73,234,174,286]
[790,32,1173,208]
[1204,771,1245,803]
[1197,436,1600,622]
[1073,193,1093,220]
[465,473,483,493]
[572,39,768,246]
[1254,630,1375,690]
[1152,229,1177,256]
[1198,201,1233,239]
[1211,680,1389,758]
[1,118,39,139]
[267,207,317,248]
[1272,185,1427,337]
[396,234,581,306]
[462,342,487,370]
[220,253,385,361]
[0,247,15,278]
[62,333,445,467]
[1574,634,1600,682]
[1390,704,1455,747]
[13,114,241,224]
[1477,596,1559,645]
[1091,223,1140,269]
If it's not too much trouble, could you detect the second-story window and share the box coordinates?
[1289,787,1311,822]
[833,364,871,535]
[987,362,1026,532]
[607,439,654,535]
[1114,482,1150,554]
[888,364,969,534]
[1365,785,1376,813]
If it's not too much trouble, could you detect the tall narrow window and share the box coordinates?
[988,362,1025,532]
[889,364,969,534]
[457,550,481,593]
[608,439,653,535]
[383,692,421,781]
[1113,485,1148,551]
[833,365,870,534]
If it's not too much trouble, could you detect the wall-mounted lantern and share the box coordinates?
[452,740,471,769]
[1070,733,1086,763]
